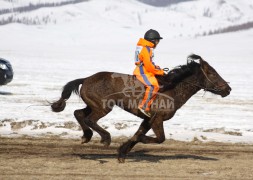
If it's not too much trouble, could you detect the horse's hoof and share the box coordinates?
[102,141,110,147]
[81,136,90,144]
[117,148,126,163]
[118,157,125,163]
[100,139,111,147]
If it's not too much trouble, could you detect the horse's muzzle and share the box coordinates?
[221,85,232,97]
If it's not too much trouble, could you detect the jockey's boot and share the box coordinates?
[138,106,151,117]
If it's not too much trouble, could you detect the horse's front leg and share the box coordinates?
[138,117,165,144]
[118,117,165,163]
[118,117,152,163]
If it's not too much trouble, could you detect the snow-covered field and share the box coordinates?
[0,0,253,143]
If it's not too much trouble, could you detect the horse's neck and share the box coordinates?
[172,73,202,108]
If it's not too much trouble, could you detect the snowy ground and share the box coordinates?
[0,0,253,143]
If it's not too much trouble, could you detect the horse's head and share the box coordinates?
[187,54,231,97]
[197,57,231,97]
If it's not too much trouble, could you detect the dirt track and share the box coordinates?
[0,136,253,180]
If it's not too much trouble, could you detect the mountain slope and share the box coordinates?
[0,0,253,37]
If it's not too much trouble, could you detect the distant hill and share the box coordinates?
[0,0,252,37]
[137,0,193,7]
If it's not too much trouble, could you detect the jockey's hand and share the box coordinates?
[163,68,169,75]
[155,65,161,70]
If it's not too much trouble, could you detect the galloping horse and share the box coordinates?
[51,54,231,163]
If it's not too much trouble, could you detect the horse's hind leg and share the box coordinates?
[84,110,111,147]
[74,107,93,144]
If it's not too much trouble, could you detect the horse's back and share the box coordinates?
[82,71,136,98]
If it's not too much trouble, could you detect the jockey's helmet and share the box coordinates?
[144,29,163,41]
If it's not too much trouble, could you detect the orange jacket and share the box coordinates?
[133,38,164,76]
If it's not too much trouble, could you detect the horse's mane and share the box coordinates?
[156,59,200,91]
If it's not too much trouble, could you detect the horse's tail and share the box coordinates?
[51,78,85,112]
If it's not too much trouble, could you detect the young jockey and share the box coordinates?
[133,29,167,117]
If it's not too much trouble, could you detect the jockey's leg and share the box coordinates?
[139,75,159,111]
[139,84,154,110]
[145,84,159,111]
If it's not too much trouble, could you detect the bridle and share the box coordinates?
[200,67,230,92]
[182,66,229,93]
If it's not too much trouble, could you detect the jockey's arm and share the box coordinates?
[139,48,164,75]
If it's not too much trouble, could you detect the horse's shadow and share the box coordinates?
[72,150,218,163]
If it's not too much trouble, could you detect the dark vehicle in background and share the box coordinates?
[0,58,14,85]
